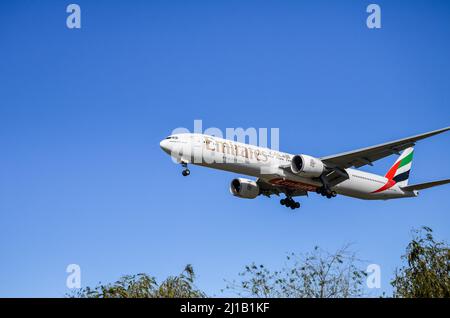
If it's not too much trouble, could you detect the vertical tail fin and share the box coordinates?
[385,147,414,187]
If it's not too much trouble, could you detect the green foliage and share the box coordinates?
[71,264,205,298]
[69,227,449,298]
[224,245,367,298]
[391,226,450,298]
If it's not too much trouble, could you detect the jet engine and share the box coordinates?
[230,178,260,199]
[291,154,325,177]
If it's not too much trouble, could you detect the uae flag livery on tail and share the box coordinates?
[385,147,414,187]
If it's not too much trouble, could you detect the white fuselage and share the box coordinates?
[160,133,417,200]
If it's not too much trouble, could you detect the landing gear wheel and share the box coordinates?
[318,187,326,196]
[317,186,336,199]
[282,197,300,210]
[181,162,190,176]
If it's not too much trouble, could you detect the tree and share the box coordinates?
[72,264,205,298]
[224,245,367,298]
[391,226,450,298]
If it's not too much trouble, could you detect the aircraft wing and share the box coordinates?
[320,127,450,169]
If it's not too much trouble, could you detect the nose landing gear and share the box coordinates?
[181,162,190,176]
[280,197,301,210]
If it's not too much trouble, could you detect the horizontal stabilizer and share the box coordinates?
[402,179,450,191]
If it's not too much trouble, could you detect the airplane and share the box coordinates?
[159,127,450,209]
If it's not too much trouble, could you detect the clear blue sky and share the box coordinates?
[0,0,449,297]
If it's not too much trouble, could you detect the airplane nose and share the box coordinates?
[160,139,170,154]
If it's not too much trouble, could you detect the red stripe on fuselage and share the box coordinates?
[371,179,396,193]
[376,162,401,193]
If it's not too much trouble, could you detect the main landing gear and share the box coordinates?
[317,174,337,199]
[280,197,301,210]
[181,162,190,176]
[316,187,337,199]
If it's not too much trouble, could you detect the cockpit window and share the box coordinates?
[165,136,179,140]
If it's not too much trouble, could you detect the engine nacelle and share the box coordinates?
[230,178,260,199]
[291,154,325,177]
